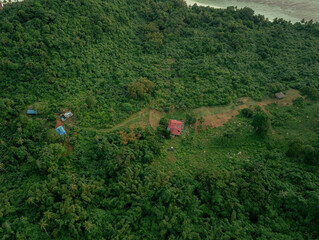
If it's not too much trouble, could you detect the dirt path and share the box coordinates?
[80,89,301,133]
[80,108,166,133]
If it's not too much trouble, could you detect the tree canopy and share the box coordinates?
[0,0,319,239]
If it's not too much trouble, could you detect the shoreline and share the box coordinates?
[184,0,319,23]
[184,0,223,9]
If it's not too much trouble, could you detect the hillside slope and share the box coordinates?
[1,0,319,127]
[0,0,319,239]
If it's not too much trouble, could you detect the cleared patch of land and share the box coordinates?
[193,89,301,130]
[149,110,166,129]
[81,89,301,133]
[158,95,319,178]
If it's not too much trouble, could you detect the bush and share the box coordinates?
[85,96,97,109]
[303,145,318,165]
[252,112,270,136]
[293,97,305,107]
[46,129,60,143]
[287,139,304,158]
[122,103,133,112]
[157,117,170,139]
[159,117,169,127]
[186,113,196,125]
[241,108,253,118]
[157,125,171,139]
[198,116,204,124]
[301,86,319,100]
[127,77,155,99]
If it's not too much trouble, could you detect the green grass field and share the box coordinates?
[155,99,319,178]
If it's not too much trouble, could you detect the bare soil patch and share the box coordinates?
[195,89,301,130]
[55,119,63,128]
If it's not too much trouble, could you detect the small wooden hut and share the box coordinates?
[275,92,285,99]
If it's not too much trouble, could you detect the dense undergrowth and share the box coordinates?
[0,0,319,239]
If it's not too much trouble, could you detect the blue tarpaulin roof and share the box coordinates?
[27,110,37,115]
[55,126,66,136]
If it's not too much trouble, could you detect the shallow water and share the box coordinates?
[185,0,319,23]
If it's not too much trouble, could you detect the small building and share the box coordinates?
[167,147,174,152]
[27,109,37,115]
[167,119,184,136]
[275,92,285,99]
[236,98,244,104]
[55,126,66,136]
[27,105,37,115]
[61,112,73,121]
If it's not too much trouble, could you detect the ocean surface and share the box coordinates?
[185,0,319,23]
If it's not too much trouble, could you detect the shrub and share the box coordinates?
[186,113,196,125]
[303,145,318,165]
[198,116,205,124]
[85,95,97,109]
[293,97,305,107]
[252,112,270,136]
[159,117,169,127]
[127,77,155,99]
[122,103,133,112]
[301,86,319,100]
[286,139,304,158]
[241,108,253,118]
[157,125,171,139]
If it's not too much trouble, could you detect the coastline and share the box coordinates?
[184,0,223,9]
[184,0,319,23]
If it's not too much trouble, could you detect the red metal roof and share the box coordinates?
[167,120,183,136]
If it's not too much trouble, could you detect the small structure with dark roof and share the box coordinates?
[275,92,285,99]
[236,98,244,104]
[61,112,73,121]
[167,119,184,136]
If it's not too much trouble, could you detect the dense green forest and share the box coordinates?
[0,0,319,239]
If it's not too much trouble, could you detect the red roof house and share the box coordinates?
[167,119,184,136]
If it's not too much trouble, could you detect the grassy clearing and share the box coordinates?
[155,117,261,177]
[79,89,301,133]
[155,96,319,178]
[268,101,319,144]
[80,108,163,132]
[153,89,301,131]
[193,89,301,128]
[110,108,150,131]
[149,110,166,129]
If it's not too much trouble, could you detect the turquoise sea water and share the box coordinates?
[185,0,319,23]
